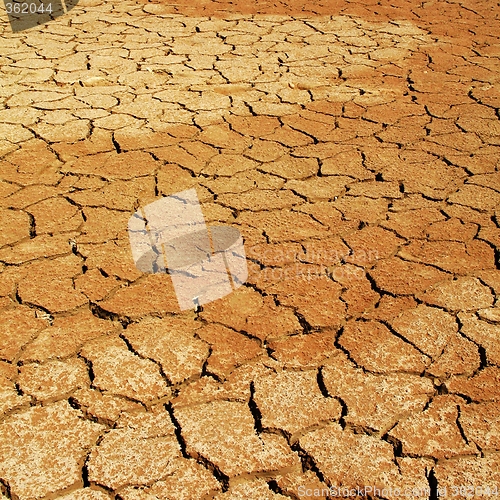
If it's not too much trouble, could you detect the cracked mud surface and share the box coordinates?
[1,0,500,498]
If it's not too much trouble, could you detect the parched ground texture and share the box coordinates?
[1,0,500,498]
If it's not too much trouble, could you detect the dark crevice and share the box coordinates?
[379,319,431,360]
[193,298,204,319]
[70,239,86,262]
[211,321,263,346]
[422,393,437,412]
[267,480,285,496]
[27,212,36,239]
[153,174,162,198]
[90,302,130,328]
[347,423,378,436]
[332,326,360,369]
[494,246,500,270]
[78,354,95,384]
[200,345,214,376]
[290,441,325,483]
[317,161,323,177]
[456,315,489,370]
[450,388,473,403]
[13,289,23,306]
[475,237,500,271]
[435,382,449,395]
[82,462,91,488]
[295,311,312,334]
[195,454,229,492]
[456,405,470,446]
[478,345,488,370]
[316,367,331,398]
[249,381,263,433]
[166,402,229,490]
[119,333,172,385]
[111,133,122,154]
[68,395,83,412]
[383,433,403,458]
[165,402,189,458]
[16,296,54,322]
[364,271,387,297]
[193,297,203,314]
[0,479,12,500]
[335,396,348,430]
[13,381,25,397]
[427,469,439,500]
[98,268,109,278]
[265,344,277,361]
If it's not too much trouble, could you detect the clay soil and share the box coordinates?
[1,0,500,498]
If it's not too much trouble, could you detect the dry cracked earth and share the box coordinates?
[1,0,500,498]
